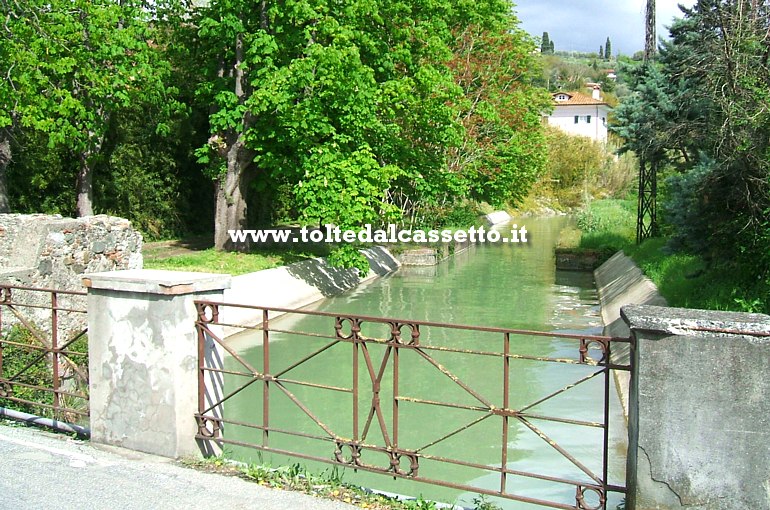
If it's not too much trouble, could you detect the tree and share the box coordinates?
[541,32,552,54]
[1,0,182,217]
[447,17,550,209]
[192,0,547,252]
[605,37,612,59]
[613,0,770,281]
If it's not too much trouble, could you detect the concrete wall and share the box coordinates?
[84,270,230,458]
[222,246,399,329]
[484,210,512,225]
[396,241,471,267]
[594,251,666,418]
[622,305,770,510]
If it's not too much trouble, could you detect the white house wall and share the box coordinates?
[547,105,609,142]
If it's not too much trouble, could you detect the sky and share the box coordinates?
[513,0,698,56]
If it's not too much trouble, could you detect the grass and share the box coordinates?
[629,239,769,313]
[143,248,321,275]
[180,457,500,510]
[142,231,333,275]
[571,198,770,314]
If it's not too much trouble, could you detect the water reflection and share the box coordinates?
[223,217,626,509]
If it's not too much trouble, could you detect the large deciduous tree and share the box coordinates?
[2,0,181,217]
[193,0,549,251]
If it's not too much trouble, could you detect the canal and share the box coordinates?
[222,217,626,509]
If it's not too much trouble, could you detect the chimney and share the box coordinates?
[592,85,601,101]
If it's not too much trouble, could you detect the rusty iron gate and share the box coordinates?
[194,301,631,510]
[0,285,89,424]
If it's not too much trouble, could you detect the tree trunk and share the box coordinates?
[213,135,253,251]
[76,152,94,216]
[0,135,11,213]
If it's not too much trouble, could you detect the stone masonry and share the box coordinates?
[0,214,143,336]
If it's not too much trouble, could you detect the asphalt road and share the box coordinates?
[0,423,358,510]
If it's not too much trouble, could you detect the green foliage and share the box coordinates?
[191,0,548,248]
[576,198,636,256]
[5,0,550,253]
[183,456,443,510]
[572,198,770,314]
[540,128,636,207]
[402,497,437,510]
[537,52,616,93]
[0,326,52,414]
[612,1,770,293]
[0,325,88,420]
[541,32,554,54]
[472,495,503,510]
[629,239,769,314]
[327,244,371,274]
[3,0,204,236]
[438,204,483,229]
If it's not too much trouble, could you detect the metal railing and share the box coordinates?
[194,300,631,510]
[0,285,89,425]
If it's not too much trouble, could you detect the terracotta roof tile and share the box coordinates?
[552,91,608,106]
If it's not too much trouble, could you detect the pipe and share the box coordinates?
[0,406,90,438]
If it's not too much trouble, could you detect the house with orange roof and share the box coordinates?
[546,86,610,142]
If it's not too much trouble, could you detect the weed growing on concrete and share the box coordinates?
[180,456,460,510]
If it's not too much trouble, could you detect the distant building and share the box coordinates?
[546,86,610,142]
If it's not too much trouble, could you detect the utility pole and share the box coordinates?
[638,0,658,243]
[644,0,656,61]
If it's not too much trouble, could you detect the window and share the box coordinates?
[574,115,579,124]
[586,115,592,124]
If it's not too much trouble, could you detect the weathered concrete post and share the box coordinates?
[622,305,770,510]
[84,270,231,458]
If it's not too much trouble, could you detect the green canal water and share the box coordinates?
[223,217,627,509]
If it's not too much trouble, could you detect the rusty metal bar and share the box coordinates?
[51,292,60,419]
[518,416,603,486]
[353,330,359,443]
[262,309,270,449]
[0,284,86,296]
[0,285,88,423]
[0,395,89,417]
[501,332,510,494]
[360,343,392,447]
[519,370,604,413]
[194,299,619,341]
[392,343,399,452]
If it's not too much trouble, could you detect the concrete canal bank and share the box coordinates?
[593,251,666,419]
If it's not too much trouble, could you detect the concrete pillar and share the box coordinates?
[83,270,230,458]
[622,305,770,510]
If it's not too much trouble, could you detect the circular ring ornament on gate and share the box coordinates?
[387,322,420,346]
[575,485,606,510]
